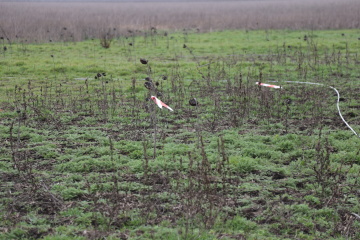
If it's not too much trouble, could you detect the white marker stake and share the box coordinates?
[256,82,282,89]
[151,96,174,111]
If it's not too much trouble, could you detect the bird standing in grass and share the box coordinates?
[144,81,154,90]
[140,58,148,64]
[189,98,198,106]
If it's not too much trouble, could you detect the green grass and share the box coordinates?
[0,29,359,239]
[1,29,359,93]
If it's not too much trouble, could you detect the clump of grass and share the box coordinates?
[99,31,113,48]
[229,155,260,173]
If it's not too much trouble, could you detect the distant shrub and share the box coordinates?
[99,31,113,49]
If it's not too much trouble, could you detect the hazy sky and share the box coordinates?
[1,0,310,3]
[1,0,263,2]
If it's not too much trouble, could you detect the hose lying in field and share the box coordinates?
[257,81,359,138]
[352,213,360,220]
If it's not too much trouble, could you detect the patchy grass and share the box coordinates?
[0,29,359,239]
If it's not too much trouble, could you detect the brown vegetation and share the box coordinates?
[0,0,359,42]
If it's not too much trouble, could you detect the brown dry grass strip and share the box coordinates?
[0,0,359,42]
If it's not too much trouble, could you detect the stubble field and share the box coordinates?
[0,1,360,240]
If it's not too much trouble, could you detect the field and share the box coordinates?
[1,1,360,240]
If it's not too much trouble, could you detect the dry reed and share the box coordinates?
[0,0,359,42]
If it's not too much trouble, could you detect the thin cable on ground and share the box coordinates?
[352,213,360,220]
[270,80,359,138]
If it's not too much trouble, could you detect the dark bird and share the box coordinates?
[140,58,148,64]
[285,99,292,105]
[144,81,154,90]
[189,98,198,106]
